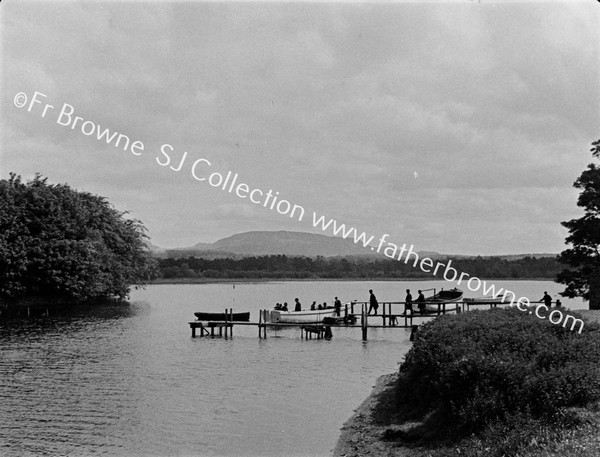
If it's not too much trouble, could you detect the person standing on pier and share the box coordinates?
[368,289,379,315]
[416,290,426,314]
[294,298,302,312]
[405,289,413,313]
[540,291,552,308]
[334,297,342,316]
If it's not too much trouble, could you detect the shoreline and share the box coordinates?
[332,372,405,457]
[332,310,600,457]
[150,277,557,285]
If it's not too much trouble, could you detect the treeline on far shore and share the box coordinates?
[155,255,562,280]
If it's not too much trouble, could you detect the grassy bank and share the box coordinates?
[334,309,600,457]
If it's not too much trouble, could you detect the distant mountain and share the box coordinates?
[144,240,166,254]
[165,230,382,258]
[147,230,558,260]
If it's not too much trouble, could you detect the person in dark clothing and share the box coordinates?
[294,298,301,312]
[416,290,426,315]
[405,289,413,313]
[334,297,342,316]
[311,301,316,310]
[368,289,379,315]
[282,302,288,311]
[540,291,552,308]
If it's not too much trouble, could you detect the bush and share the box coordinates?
[399,308,600,437]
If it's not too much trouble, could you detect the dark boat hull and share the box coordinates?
[194,312,250,321]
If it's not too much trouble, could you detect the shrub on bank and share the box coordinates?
[0,174,157,302]
[398,308,600,438]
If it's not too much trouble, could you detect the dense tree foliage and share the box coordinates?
[156,254,562,280]
[557,139,600,309]
[0,174,157,302]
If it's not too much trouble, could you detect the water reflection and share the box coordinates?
[0,301,145,456]
[0,280,580,457]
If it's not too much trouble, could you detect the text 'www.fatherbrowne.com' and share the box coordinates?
[13,90,584,333]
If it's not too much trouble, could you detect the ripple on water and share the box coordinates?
[2,281,570,456]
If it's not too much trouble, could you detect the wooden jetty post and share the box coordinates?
[258,309,268,339]
[387,302,397,326]
[361,304,368,340]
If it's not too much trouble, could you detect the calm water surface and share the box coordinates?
[0,280,584,457]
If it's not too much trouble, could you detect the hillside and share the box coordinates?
[146,230,558,260]
[156,230,387,258]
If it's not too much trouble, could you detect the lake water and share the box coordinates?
[0,280,585,457]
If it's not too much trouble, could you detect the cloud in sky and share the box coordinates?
[1,1,598,255]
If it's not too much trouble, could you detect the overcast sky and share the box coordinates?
[2,1,598,255]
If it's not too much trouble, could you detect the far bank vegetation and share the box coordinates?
[156,255,562,281]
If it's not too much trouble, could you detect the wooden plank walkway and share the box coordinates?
[188,300,560,341]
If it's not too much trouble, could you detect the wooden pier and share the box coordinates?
[189,300,519,341]
[188,300,559,341]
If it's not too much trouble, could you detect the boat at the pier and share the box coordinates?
[194,311,251,321]
[420,288,463,313]
[269,308,338,324]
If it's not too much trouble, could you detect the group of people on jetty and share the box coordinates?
[367,288,428,315]
[273,289,559,318]
[273,297,344,315]
[366,289,559,315]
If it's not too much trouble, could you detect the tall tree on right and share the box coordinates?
[557,139,600,309]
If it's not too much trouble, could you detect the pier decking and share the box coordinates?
[188,300,533,340]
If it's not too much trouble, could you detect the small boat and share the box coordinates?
[426,288,463,302]
[269,308,338,324]
[419,288,463,313]
[194,311,250,321]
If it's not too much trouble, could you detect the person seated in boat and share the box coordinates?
[274,303,282,310]
[311,301,316,310]
[294,298,302,312]
[322,302,328,309]
[282,302,289,311]
[334,297,342,316]
[416,290,426,314]
[317,303,323,310]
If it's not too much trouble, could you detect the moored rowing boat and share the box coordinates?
[269,308,338,324]
[421,288,463,313]
[194,311,251,321]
